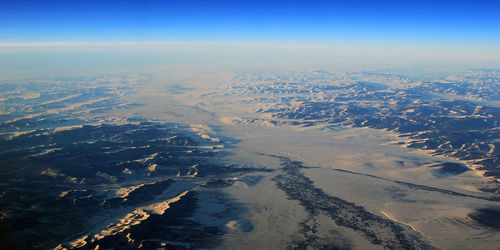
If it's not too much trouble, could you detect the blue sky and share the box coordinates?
[1,0,499,44]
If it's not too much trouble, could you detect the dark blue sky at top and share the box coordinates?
[0,0,499,44]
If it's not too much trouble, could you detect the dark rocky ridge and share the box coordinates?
[0,122,268,249]
[71,191,223,250]
[230,70,500,188]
